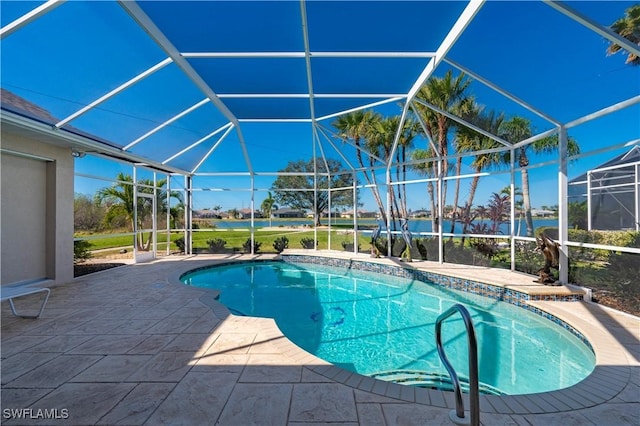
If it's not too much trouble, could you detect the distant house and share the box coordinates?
[237,208,263,219]
[531,209,554,217]
[272,208,306,218]
[193,209,220,219]
[340,209,378,219]
[410,209,431,218]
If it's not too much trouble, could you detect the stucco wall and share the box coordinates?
[1,128,74,286]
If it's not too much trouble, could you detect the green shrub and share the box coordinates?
[606,252,640,301]
[175,237,185,253]
[341,240,360,252]
[74,240,93,264]
[300,237,316,249]
[206,238,227,252]
[373,236,404,257]
[243,238,261,254]
[415,239,428,260]
[273,236,289,253]
[514,240,539,275]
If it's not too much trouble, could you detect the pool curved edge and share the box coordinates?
[170,252,636,415]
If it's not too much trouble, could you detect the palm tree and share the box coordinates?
[97,172,175,250]
[334,110,387,223]
[367,115,420,228]
[454,105,505,239]
[499,117,580,236]
[97,172,135,233]
[414,70,473,230]
[607,4,640,65]
[261,192,278,227]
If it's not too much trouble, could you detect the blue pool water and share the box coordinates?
[181,261,595,395]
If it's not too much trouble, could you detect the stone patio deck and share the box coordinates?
[1,253,638,425]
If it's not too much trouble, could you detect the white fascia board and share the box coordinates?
[2,110,187,175]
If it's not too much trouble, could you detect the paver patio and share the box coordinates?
[1,253,638,425]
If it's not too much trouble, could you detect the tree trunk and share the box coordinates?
[460,172,481,247]
[521,168,535,237]
[427,181,437,232]
[354,138,387,225]
[448,156,463,238]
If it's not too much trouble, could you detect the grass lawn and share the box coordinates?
[77,228,372,253]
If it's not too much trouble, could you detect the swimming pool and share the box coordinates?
[181,260,595,395]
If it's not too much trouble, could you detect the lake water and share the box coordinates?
[208,218,558,237]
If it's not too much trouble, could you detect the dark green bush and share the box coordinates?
[206,238,227,252]
[300,237,316,249]
[606,252,640,301]
[273,236,289,253]
[373,236,404,257]
[175,237,185,253]
[415,239,428,260]
[341,240,361,252]
[74,240,93,264]
[243,238,261,254]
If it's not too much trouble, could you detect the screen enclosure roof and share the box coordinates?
[1,1,638,176]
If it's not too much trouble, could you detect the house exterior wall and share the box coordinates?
[1,128,74,286]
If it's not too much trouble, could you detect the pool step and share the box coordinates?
[371,370,506,395]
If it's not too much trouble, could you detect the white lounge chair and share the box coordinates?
[1,286,50,319]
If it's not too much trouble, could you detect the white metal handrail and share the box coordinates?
[435,304,480,426]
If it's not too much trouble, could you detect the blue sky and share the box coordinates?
[2,1,638,213]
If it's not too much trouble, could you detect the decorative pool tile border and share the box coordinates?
[281,254,593,352]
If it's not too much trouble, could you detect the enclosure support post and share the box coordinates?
[437,160,444,263]
[386,170,392,258]
[353,172,358,253]
[635,164,639,231]
[558,125,569,284]
[313,140,318,250]
[250,175,255,255]
[186,175,192,256]
[166,175,171,256]
[133,165,138,260]
[510,148,516,271]
[153,172,157,258]
[328,176,332,250]
[587,171,592,231]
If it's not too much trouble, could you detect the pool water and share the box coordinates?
[182,261,595,395]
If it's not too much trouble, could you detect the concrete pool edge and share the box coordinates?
[171,252,637,416]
